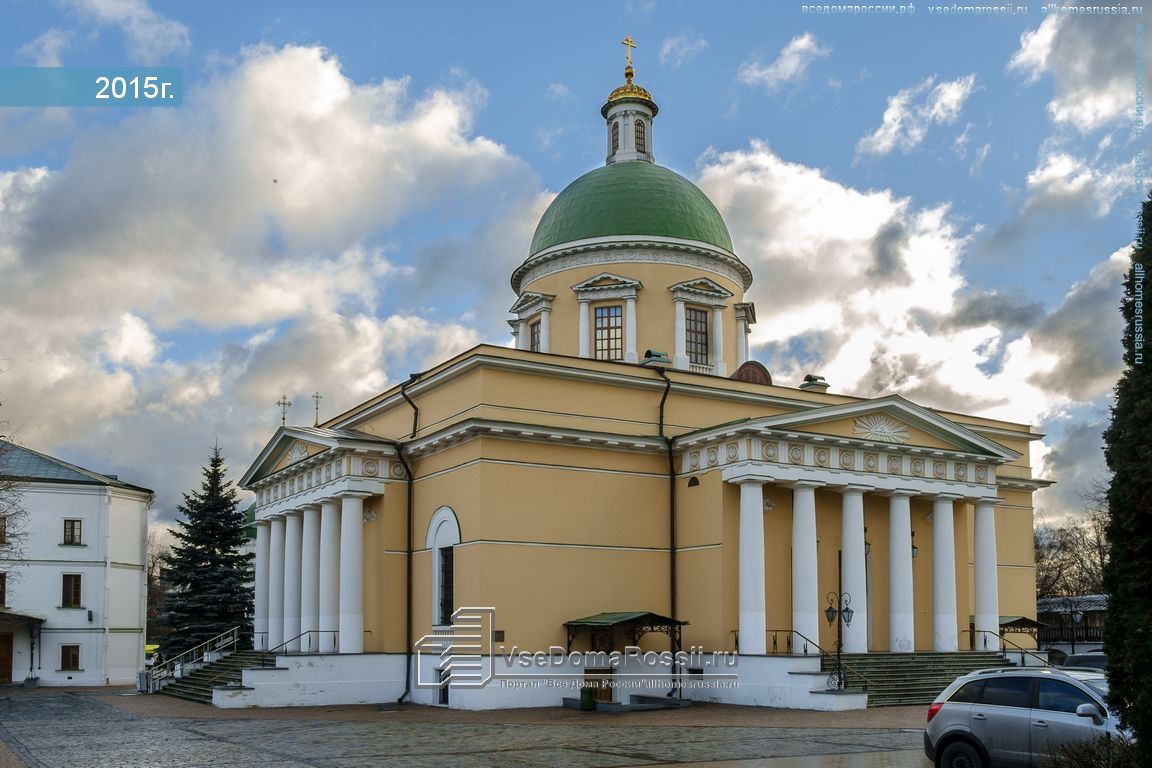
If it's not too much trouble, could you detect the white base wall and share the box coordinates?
[213,654,406,708]
[212,649,867,711]
[679,654,867,711]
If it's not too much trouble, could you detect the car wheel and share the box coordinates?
[937,741,983,768]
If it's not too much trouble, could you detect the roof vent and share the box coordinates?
[642,349,672,366]
[799,374,829,393]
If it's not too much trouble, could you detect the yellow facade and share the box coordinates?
[239,63,1048,710]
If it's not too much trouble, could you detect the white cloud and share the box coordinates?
[103,313,161,368]
[0,44,536,514]
[1024,150,1128,217]
[970,143,991,176]
[545,83,572,100]
[1008,14,1136,133]
[696,140,1124,447]
[855,75,978,159]
[1006,16,1058,84]
[17,28,73,66]
[62,0,190,62]
[738,33,830,92]
[659,33,708,68]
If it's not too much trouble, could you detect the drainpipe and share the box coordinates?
[396,373,420,704]
[653,367,679,697]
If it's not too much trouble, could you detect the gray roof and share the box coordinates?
[1036,595,1109,613]
[0,440,152,493]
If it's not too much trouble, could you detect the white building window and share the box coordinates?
[426,507,461,627]
[60,644,80,671]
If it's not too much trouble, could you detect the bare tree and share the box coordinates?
[0,426,30,575]
[146,528,172,642]
[1034,481,1111,598]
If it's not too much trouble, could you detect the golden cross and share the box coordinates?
[621,36,636,68]
[276,394,292,426]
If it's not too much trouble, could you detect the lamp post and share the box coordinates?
[1067,603,1083,655]
[825,590,854,690]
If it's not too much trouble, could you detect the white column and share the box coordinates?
[339,493,367,653]
[300,504,321,652]
[737,479,766,655]
[673,299,689,370]
[931,496,959,652]
[792,482,820,653]
[516,319,528,350]
[539,309,551,354]
[267,516,285,650]
[253,520,270,651]
[888,492,916,653]
[840,486,869,654]
[624,296,638,363]
[736,316,748,366]
[283,510,303,652]
[318,498,341,654]
[578,300,591,358]
[974,497,1000,650]
[711,306,727,376]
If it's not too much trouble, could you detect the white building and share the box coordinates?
[0,441,153,686]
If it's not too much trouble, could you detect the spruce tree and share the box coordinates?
[160,446,253,656]
[1103,190,1152,754]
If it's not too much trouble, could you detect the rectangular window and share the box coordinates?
[529,320,541,353]
[0,515,6,545]
[61,574,82,608]
[438,547,454,626]
[63,519,82,545]
[594,305,623,360]
[60,644,80,671]
[686,308,709,365]
[0,573,6,606]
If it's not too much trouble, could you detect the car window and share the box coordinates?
[949,680,985,703]
[979,676,1032,707]
[1037,679,1098,714]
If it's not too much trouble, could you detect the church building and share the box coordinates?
[231,49,1045,710]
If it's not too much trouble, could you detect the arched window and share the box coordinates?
[611,121,620,153]
[634,120,646,154]
[426,507,461,626]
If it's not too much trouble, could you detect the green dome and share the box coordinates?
[528,162,734,256]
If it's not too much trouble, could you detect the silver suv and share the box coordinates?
[923,666,1121,767]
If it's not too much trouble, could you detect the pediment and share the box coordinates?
[508,291,555,315]
[239,426,397,488]
[743,396,1019,460]
[570,272,643,292]
[668,277,734,301]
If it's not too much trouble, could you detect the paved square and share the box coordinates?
[0,689,930,767]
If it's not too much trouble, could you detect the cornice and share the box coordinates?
[513,239,753,293]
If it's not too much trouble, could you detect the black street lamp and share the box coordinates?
[1065,600,1083,655]
[824,552,852,690]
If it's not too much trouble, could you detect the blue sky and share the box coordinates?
[0,0,1146,523]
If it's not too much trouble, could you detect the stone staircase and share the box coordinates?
[159,650,277,705]
[823,651,1015,707]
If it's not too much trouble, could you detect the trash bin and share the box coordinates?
[137,671,150,693]
[579,686,596,711]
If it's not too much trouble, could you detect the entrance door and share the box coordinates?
[0,633,12,684]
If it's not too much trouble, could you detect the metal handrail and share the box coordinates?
[198,630,333,688]
[975,630,1051,667]
[763,628,878,691]
[145,626,241,693]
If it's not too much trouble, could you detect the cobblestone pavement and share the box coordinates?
[0,689,931,768]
